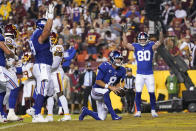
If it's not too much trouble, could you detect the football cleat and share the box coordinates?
[46,115,54,122]
[151,110,158,117]
[0,115,7,123]
[58,115,71,121]
[21,114,31,118]
[112,115,122,120]
[26,107,35,117]
[7,113,23,121]
[79,106,88,121]
[134,111,141,117]
[32,114,48,123]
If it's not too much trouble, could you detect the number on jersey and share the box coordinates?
[108,76,117,86]
[137,50,151,61]
[29,40,36,55]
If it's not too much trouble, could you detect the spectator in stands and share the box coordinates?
[62,41,76,73]
[179,35,194,66]
[86,28,100,55]
[161,3,175,28]
[76,62,97,112]
[165,71,180,100]
[184,18,196,36]
[175,3,187,19]
[68,65,82,114]
[0,0,11,20]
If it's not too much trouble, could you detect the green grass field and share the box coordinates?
[1,113,196,131]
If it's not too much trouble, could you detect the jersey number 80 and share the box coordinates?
[137,50,151,61]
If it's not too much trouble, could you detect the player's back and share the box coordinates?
[93,62,126,88]
[132,41,155,75]
[30,29,53,65]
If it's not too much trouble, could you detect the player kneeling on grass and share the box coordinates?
[79,50,126,120]
[45,32,71,122]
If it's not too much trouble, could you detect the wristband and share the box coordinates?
[105,84,109,89]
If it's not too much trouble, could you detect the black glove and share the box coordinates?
[122,24,128,33]
[114,87,126,97]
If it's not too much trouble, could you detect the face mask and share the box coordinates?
[87,69,91,72]
[5,37,16,47]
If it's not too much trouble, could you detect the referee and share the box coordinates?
[124,68,135,113]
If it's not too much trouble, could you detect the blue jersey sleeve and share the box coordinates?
[0,34,5,41]
[149,41,155,46]
[96,62,108,80]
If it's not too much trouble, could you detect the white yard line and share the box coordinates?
[0,123,28,130]
[0,118,88,129]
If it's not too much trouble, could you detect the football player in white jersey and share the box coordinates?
[21,53,36,109]
[123,31,163,117]
[46,32,71,121]
[2,24,23,121]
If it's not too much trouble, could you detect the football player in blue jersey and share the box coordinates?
[0,32,20,123]
[29,3,55,122]
[123,31,162,117]
[79,50,126,120]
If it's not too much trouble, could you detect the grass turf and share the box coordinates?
[1,113,196,131]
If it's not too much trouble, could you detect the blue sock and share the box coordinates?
[9,88,19,109]
[135,92,141,111]
[104,91,117,118]
[0,92,6,115]
[58,99,62,107]
[149,92,156,110]
[85,109,100,120]
[35,94,44,115]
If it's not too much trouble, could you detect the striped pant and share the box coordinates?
[47,67,64,96]
[0,66,18,93]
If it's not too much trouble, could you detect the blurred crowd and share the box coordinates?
[0,0,196,113]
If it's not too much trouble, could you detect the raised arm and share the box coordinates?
[38,4,54,44]
[122,32,134,51]
[152,31,164,51]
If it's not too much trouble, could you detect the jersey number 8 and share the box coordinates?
[137,50,151,61]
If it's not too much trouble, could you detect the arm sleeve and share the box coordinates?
[64,48,76,61]
[96,63,107,80]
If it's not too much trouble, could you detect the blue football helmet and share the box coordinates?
[36,18,47,30]
[137,32,149,46]
[109,50,123,67]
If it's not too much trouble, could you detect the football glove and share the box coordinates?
[114,87,126,97]
[46,4,55,19]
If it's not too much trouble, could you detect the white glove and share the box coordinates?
[46,4,55,19]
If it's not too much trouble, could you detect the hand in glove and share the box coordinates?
[46,4,55,19]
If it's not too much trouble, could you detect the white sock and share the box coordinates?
[47,97,54,115]
[59,95,69,114]
[9,108,15,114]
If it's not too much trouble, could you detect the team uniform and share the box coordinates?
[132,35,158,117]
[46,44,71,121]
[91,62,126,120]
[21,56,36,106]
[29,26,53,122]
[3,35,18,109]
[79,51,126,121]
[0,33,21,122]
